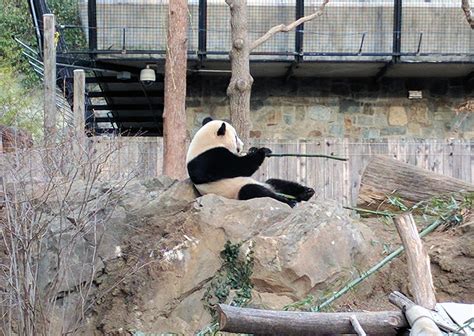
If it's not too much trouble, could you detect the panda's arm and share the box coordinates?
[187,147,268,183]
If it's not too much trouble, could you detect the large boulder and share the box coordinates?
[35,178,374,334]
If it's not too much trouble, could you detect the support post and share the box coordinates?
[295,0,304,62]
[88,0,97,57]
[43,14,57,147]
[73,70,86,144]
[393,213,437,310]
[392,0,402,62]
[198,0,207,63]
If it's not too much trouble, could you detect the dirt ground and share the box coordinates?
[333,215,474,312]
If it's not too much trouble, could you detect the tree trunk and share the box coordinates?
[226,0,253,145]
[217,304,407,335]
[357,155,474,210]
[393,213,437,310]
[163,0,188,179]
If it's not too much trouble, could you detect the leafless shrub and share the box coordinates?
[0,134,137,335]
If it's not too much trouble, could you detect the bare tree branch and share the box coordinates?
[462,0,474,28]
[250,0,329,51]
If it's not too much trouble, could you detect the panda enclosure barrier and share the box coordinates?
[1,137,472,207]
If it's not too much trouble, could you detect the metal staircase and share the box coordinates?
[26,0,165,136]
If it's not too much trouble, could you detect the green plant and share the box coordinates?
[0,66,43,138]
[389,192,473,230]
[49,0,87,50]
[202,241,255,316]
[0,0,38,86]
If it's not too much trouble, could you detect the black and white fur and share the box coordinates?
[186,117,315,207]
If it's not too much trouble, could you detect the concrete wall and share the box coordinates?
[185,77,474,139]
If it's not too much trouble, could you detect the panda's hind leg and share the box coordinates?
[265,178,315,202]
[238,184,297,208]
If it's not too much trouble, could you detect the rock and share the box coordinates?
[308,105,333,121]
[388,106,408,126]
[32,177,374,335]
[89,190,373,334]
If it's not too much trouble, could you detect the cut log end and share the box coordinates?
[217,304,227,329]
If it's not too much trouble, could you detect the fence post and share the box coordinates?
[73,70,86,143]
[43,14,57,147]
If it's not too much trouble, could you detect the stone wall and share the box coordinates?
[185,77,473,140]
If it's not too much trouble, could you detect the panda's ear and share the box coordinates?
[217,122,226,136]
[202,117,213,126]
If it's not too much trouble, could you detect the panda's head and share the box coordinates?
[187,117,244,162]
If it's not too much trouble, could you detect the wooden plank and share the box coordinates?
[454,139,463,180]
[445,139,455,179]
[342,138,350,206]
[461,140,471,184]
[307,142,319,197]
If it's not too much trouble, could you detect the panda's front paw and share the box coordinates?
[259,147,272,157]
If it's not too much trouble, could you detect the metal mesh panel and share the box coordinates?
[55,0,199,56]
[206,1,231,58]
[207,0,296,60]
[248,0,296,60]
[401,0,474,61]
[95,0,167,52]
[303,0,394,61]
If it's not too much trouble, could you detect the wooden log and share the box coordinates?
[357,155,473,210]
[394,213,437,310]
[217,304,408,335]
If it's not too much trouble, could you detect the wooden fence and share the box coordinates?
[1,138,472,206]
[93,138,473,206]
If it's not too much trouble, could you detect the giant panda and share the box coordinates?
[186,117,315,207]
